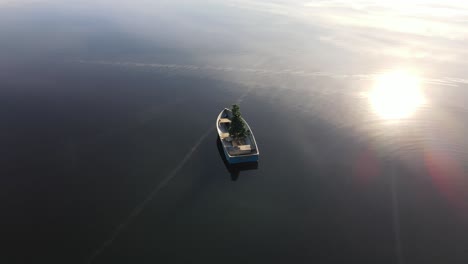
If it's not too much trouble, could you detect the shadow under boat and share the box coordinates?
[216,137,258,181]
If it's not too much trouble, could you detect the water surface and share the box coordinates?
[1,1,468,263]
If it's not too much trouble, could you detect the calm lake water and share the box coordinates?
[2,1,468,263]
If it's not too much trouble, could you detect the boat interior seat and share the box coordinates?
[238,145,251,151]
[220,132,230,139]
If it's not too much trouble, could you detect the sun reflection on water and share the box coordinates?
[369,70,426,120]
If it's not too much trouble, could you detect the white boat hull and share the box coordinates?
[222,146,259,164]
[216,108,259,164]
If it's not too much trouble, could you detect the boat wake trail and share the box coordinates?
[86,127,214,264]
[76,60,468,87]
[236,86,253,105]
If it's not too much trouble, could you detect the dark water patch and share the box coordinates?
[0,62,249,263]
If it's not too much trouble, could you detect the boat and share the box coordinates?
[216,108,259,164]
[216,137,259,181]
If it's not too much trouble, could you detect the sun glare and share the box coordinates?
[369,70,425,120]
